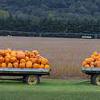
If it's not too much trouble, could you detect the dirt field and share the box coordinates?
[0,36,100,79]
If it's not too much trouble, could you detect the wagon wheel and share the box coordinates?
[26,75,40,85]
[92,75,100,85]
[90,75,94,84]
[23,76,27,83]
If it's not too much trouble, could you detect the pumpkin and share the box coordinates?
[40,64,45,68]
[95,61,100,67]
[30,52,35,58]
[26,61,32,68]
[41,58,48,64]
[45,64,50,69]
[10,57,17,62]
[82,61,87,66]
[0,50,5,56]
[5,57,10,63]
[0,56,4,63]
[4,48,11,54]
[19,62,25,68]
[33,63,40,68]
[16,51,25,59]
[1,63,6,68]
[36,54,41,58]
[7,48,12,53]
[85,58,94,64]
[20,59,26,63]
[84,64,90,68]
[0,63,2,67]
[25,50,31,57]
[30,58,37,63]
[10,51,16,57]
[37,57,42,64]
[13,62,19,68]
[32,50,39,55]
[93,51,98,56]
[25,56,30,61]
[90,62,94,67]
[5,53,11,57]
[7,63,13,68]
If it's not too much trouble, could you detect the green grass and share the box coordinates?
[0,79,100,100]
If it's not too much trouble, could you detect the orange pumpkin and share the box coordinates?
[5,53,11,57]
[16,51,25,59]
[5,57,10,63]
[33,63,40,68]
[30,58,37,63]
[32,50,39,55]
[25,50,31,57]
[0,56,4,63]
[95,61,100,67]
[41,58,48,64]
[1,63,6,68]
[90,62,94,67]
[4,48,12,54]
[0,63,2,67]
[19,62,25,68]
[85,58,94,64]
[10,57,17,62]
[0,50,5,56]
[7,63,13,68]
[82,61,87,66]
[30,52,35,58]
[20,59,26,63]
[37,58,42,64]
[40,64,45,68]
[25,56,30,61]
[10,51,16,57]
[13,62,19,68]
[84,64,90,68]
[26,61,32,68]
[92,51,98,56]
[45,64,50,69]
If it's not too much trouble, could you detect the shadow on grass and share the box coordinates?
[0,80,25,85]
[0,79,91,87]
[39,79,91,87]
[73,80,90,85]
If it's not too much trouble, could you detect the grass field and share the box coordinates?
[0,36,100,78]
[0,79,99,100]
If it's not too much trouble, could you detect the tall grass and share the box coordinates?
[0,36,100,78]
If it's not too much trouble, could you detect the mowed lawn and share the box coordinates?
[0,79,100,100]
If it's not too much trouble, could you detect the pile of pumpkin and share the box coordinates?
[0,49,50,69]
[82,51,100,68]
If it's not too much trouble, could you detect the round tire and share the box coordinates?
[26,75,40,85]
[92,75,100,85]
[36,75,40,84]
[23,76,27,83]
[90,75,94,84]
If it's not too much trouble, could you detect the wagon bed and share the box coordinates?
[0,68,50,75]
[81,67,100,85]
[81,67,100,75]
[0,68,50,85]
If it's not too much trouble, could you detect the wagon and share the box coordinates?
[0,68,50,85]
[81,67,100,85]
